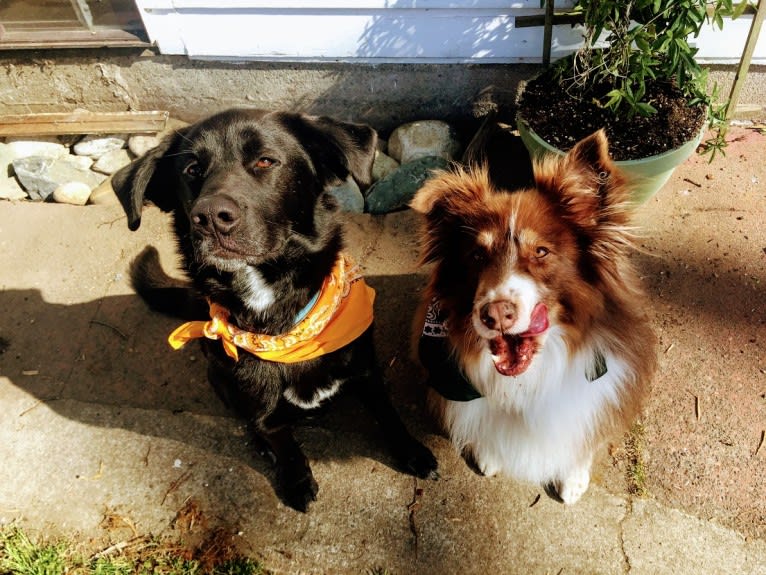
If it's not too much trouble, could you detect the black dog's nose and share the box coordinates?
[191,195,241,235]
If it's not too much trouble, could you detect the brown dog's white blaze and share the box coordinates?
[487,302,549,376]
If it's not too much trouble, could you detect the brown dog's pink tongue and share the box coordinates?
[520,303,549,336]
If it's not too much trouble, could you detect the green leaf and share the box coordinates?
[636,102,658,116]
[732,1,749,19]
[604,89,624,109]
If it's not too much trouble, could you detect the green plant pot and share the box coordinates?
[516,118,704,204]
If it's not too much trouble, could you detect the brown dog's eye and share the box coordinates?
[469,247,487,265]
[535,246,550,259]
[254,157,277,169]
[183,161,202,179]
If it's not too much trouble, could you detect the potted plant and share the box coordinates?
[516,0,742,202]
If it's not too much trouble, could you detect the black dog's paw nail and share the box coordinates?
[401,441,439,479]
[258,447,277,465]
[283,473,319,513]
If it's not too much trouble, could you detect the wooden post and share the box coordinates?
[726,0,765,120]
[543,0,554,67]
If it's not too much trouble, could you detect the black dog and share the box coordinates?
[112,108,438,511]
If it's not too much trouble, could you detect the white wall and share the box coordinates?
[134,1,765,65]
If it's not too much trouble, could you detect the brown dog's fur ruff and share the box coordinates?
[112,108,437,512]
[411,129,656,504]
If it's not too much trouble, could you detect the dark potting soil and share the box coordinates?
[517,72,707,161]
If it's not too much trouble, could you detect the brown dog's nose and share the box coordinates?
[191,195,241,235]
[480,300,516,331]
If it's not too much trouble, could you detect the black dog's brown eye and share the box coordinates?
[184,160,202,179]
[254,157,276,169]
[535,246,550,259]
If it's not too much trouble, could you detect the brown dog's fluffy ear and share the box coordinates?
[111,130,185,230]
[410,165,493,217]
[410,166,495,265]
[534,129,631,231]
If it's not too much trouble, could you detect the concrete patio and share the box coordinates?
[0,125,764,574]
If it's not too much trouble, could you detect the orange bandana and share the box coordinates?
[167,254,375,363]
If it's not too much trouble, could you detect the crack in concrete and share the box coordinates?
[618,496,635,574]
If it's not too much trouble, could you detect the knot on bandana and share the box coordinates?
[167,254,375,363]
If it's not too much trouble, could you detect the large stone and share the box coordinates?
[12,155,107,201]
[72,134,127,159]
[0,144,15,179]
[60,154,94,171]
[327,177,364,213]
[128,134,161,158]
[4,140,69,161]
[0,176,27,200]
[364,155,449,214]
[371,150,400,184]
[387,120,461,164]
[52,181,91,206]
[92,148,133,175]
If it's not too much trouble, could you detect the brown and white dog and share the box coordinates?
[411,130,656,503]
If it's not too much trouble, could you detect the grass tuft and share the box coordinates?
[0,527,68,575]
[624,421,648,497]
[0,526,268,575]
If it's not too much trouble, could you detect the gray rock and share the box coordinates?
[52,181,91,206]
[388,120,461,164]
[0,176,27,200]
[60,154,94,171]
[0,143,15,178]
[327,177,364,213]
[73,134,127,158]
[92,148,133,175]
[12,155,107,201]
[4,140,69,161]
[128,134,161,157]
[371,150,399,184]
[364,155,449,214]
[12,156,56,200]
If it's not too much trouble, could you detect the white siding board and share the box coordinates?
[134,1,765,64]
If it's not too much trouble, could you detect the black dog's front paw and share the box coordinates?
[396,438,439,480]
[279,466,319,512]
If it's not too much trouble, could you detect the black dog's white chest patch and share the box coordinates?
[235,267,276,312]
[283,379,343,409]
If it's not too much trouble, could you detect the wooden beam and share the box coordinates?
[515,12,582,29]
[0,111,169,137]
[0,27,151,50]
[727,0,766,120]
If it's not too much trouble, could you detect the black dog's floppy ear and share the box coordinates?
[111,130,185,230]
[285,114,378,190]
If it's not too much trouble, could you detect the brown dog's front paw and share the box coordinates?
[280,468,319,512]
